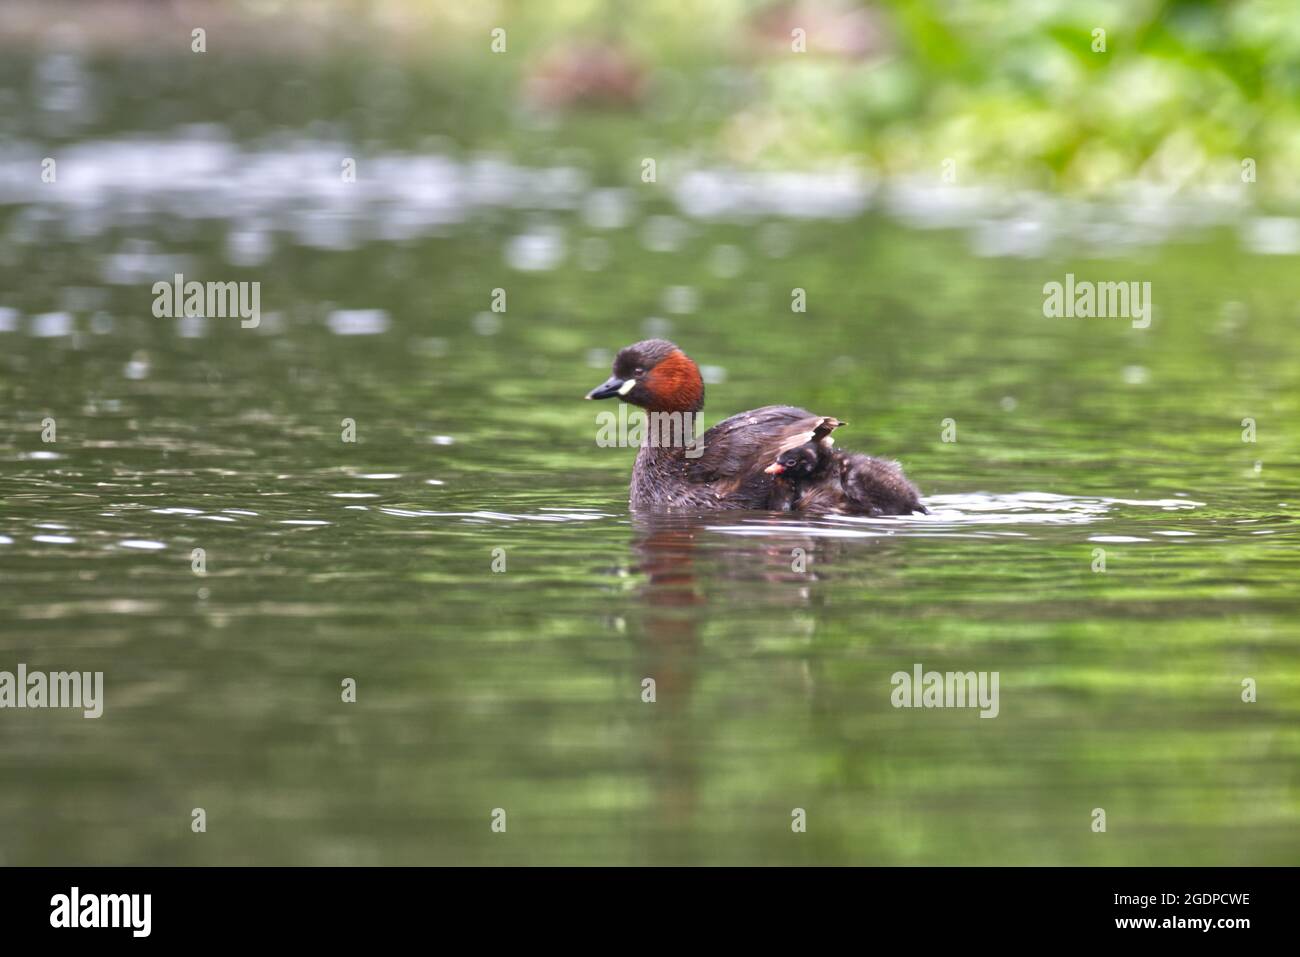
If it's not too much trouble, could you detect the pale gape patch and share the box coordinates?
[618,378,637,395]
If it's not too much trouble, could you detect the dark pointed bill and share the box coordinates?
[585,376,627,400]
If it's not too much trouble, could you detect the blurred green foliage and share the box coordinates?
[486,0,1300,196]
[5,0,1297,198]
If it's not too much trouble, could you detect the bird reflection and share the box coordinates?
[623,511,833,861]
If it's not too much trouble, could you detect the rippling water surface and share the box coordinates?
[1,45,1299,866]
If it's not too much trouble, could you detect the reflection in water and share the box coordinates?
[625,506,1042,856]
[629,514,830,859]
[630,518,705,850]
[1,131,1291,276]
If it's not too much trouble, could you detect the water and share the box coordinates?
[2,49,1299,866]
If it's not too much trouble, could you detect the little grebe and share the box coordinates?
[585,339,926,516]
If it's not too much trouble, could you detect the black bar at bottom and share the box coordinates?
[0,866,1285,942]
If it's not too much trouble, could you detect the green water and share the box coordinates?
[2,50,1299,866]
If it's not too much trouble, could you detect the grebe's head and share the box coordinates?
[764,444,822,478]
[584,339,705,413]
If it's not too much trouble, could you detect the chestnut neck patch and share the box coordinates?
[645,350,704,413]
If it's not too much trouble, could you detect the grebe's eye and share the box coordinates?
[634,367,645,376]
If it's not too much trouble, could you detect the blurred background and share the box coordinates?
[0,0,1297,866]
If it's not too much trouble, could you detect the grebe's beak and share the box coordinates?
[585,375,627,400]
[764,462,785,475]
